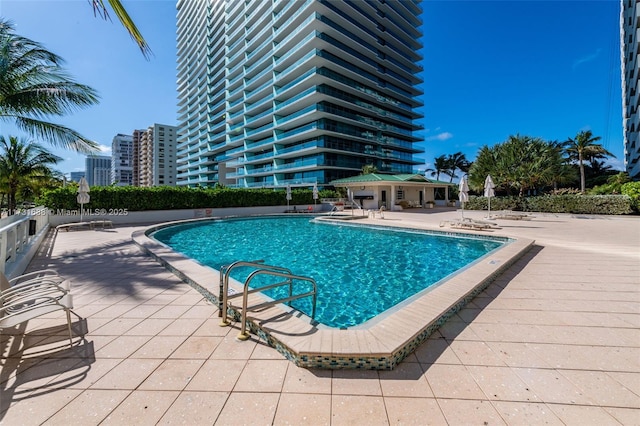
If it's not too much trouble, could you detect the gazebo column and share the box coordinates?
[390,184,397,210]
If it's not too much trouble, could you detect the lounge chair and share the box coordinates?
[488,210,534,220]
[440,217,497,231]
[90,219,113,229]
[0,270,77,346]
[56,222,92,232]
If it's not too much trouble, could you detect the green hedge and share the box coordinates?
[36,186,338,211]
[621,182,640,212]
[465,194,634,215]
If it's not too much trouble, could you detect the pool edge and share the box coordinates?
[132,218,535,370]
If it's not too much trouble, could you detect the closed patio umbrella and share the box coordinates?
[286,184,292,210]
[77,177,90,222]
[484,175,495,216]
[312,182,318,211]
[458,177,469,219]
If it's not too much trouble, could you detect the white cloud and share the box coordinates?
[573,49,602,70]
[426,132,453,141]
[98,144,111,153]
[605,157,625,171]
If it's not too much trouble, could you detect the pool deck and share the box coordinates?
[1,209,639,425]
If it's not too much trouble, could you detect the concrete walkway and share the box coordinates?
[0,210,638,425]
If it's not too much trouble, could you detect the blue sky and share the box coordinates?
[0,0,624,177]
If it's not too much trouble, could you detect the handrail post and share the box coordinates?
[0,232,7,274]
[218,265,227,318]
[219,259,265,326]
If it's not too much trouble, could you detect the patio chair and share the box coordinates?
[0,270,76,346]
[368,206,385,219]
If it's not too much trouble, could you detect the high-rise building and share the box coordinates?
[137,124,178,187]
[111,133,134,186]
[69,171,85,183]
[132,129,145,186]
[621,0,640,179]
[176,0,424,188]
[85,156,111,186]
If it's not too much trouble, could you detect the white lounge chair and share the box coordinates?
[488,210,534,220]
[56,222,92,232]
[440,217,497,231]
[1,270,76,346]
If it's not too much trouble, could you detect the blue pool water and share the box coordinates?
[152,216,505,328]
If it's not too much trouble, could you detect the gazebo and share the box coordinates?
[330,173,453,211]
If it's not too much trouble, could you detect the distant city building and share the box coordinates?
[85,156,111,186]
[132,129,145,186]
[136,124,178,187]
[69,171,85,183]
[111,133,134,186]
[176,0,424,188]
[621,0,640,179]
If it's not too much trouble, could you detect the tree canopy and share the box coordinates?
[0,19,100,153]
[468,134,572,196]
[0,135,62,214]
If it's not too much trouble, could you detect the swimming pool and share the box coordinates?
[152,216,504,328]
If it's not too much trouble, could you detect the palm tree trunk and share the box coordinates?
[579,154,586,194]
[8,191,16,215]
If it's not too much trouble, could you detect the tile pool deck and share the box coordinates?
[1,209,639,425]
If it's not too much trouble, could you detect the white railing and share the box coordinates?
[0,207,50,276]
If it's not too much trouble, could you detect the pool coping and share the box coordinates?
[132,216,535,370]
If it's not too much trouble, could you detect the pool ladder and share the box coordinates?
[218,260,317,340]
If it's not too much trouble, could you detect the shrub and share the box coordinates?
[36,186,338,211]
[465,194,634,215]
[621,182,640,212]
[465,196,520,211]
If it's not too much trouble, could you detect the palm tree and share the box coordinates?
[564,130,615,193]
[89,0,152,59]
[446,152,471,183]
[0,136,62,214]
[425,155,451,181]
[469,135,567,196]
[0,20,100,153]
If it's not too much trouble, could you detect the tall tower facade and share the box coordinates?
[132,129,145,186]
[621,0,640,179]
[138,124,178,187]
[111,133,134,186]
[85,155,111,186]
[176,0,424,188]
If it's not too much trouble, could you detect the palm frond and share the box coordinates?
[90,0,153,60]
[8,116,99,153]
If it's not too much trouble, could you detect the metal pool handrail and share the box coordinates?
[237,268,317,340]
[218,260,291,325]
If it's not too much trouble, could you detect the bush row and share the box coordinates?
[37,186,637,215]
[36,186,338,211]
[465,194,635,215]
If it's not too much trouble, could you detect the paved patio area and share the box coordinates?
[1,209,638,425]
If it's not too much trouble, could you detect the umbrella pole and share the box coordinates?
[80,203,83,222]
